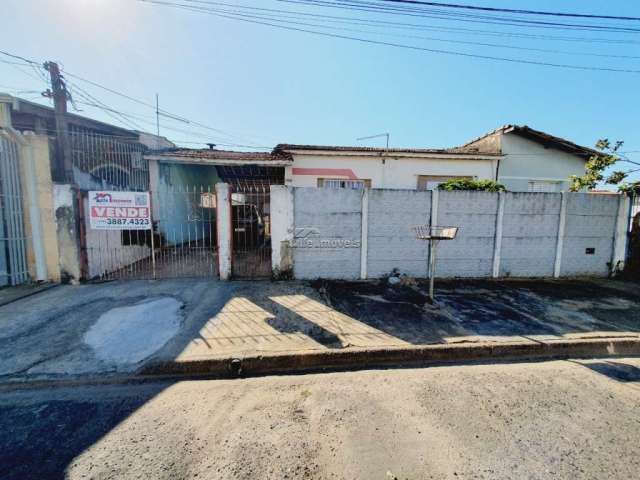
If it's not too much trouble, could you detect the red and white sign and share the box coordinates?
[89,191,151,230]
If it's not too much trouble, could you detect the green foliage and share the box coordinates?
[438,179,506,192]
[569,139,630,192]
[619,181,640,195]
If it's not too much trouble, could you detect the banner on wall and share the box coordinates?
[89,191,151,230]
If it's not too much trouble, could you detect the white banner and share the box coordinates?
[89,191,151,230]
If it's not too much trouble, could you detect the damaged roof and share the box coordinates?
[464,124,599,159]
[145,148,293,165]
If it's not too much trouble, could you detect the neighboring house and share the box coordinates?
[464,124,598,192]
[145,148,291,191]
[275,124,596,192]
[0,93,174,285]
[4,94,174,190]
[144,148,292,247]
[275,144,499,191]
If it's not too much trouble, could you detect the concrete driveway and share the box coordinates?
[1,277,639,382]
[0,279,235,382]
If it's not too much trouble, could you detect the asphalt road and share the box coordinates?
[2,359,640,480]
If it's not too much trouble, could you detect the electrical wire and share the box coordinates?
[162,1,640,59]
[141,0,640,74]
[62,70,272,145]
[373,0,640,22]
[177,0,640,44]
[0,49,273,146]
[328,0,640,31]
[277,0,640,33]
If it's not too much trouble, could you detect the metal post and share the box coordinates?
[149,191,157,279]
[155,93,160,149]
[429,239,437,302]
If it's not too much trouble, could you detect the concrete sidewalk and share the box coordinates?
[1,277,639,383]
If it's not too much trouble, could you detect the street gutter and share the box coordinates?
[141,336,640,379]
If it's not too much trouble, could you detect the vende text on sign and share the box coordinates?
[89,191,151,230]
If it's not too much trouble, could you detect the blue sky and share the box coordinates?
[2,0,639,182]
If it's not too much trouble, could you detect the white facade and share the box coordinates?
[284,149,499,190]
[282,126,591,192]
[498,133,587,192]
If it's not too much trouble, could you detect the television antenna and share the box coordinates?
[356,132,390,150]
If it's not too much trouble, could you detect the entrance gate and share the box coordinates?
[81,185,219,280]
[0,134,28,286]
[230,185,272,278]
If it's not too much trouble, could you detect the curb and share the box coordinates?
[141,337,640,379]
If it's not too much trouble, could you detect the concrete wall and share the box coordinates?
[561,193,619,276]
[53,184,82,283]
[499,134,587,192]
[274,187,627,280]
[436,191,498,278]
[367,189,430,277]
[286,153,496,189]
[18,133,61,282]
[292,188,363,279]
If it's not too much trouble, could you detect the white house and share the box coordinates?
[276,124,596,192]
[276,144,499,191]
[464,124,597,192]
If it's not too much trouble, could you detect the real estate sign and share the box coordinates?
[89,191,151,230]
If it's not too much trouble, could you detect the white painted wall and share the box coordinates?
[499,133,587,192]
[285,152,497,189]
[273,187,625,280]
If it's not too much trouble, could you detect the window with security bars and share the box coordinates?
[528,180,559,193]
[318,178,371,189]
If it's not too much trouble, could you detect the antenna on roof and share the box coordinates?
[356,132,390,150]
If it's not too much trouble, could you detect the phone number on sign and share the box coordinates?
[104,218,150,226]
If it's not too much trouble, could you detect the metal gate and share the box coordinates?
[81,185,219,280]
[0,133,28,286]
[231,184,272,278]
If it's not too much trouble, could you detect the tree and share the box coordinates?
[438,179,506,192]
[569,139,640,193]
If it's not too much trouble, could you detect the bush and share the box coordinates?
[437,179,506,192]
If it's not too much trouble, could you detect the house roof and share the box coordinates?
[6,95,139,138]
[273,144,501,156]
[145,148,293,166]
[464,124,599,159]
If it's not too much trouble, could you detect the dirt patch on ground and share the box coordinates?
[311,278,640,343]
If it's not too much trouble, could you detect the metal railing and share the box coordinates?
[69,126,149,191]
[0,133,28,286]
[231,184,272,278]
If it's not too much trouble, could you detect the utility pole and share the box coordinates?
[43,61,73,182]
[155,93,160,149]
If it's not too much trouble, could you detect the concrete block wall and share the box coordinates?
[272,187,627,280]
[292,188,363,279]
[367,189,430,278]
[500,193,560,277]
[436,191,498,278]
[561,193,618,276]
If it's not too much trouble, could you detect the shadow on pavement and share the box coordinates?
[0,382,170,480]
[577,360,640,383]
[314,278,640,343]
